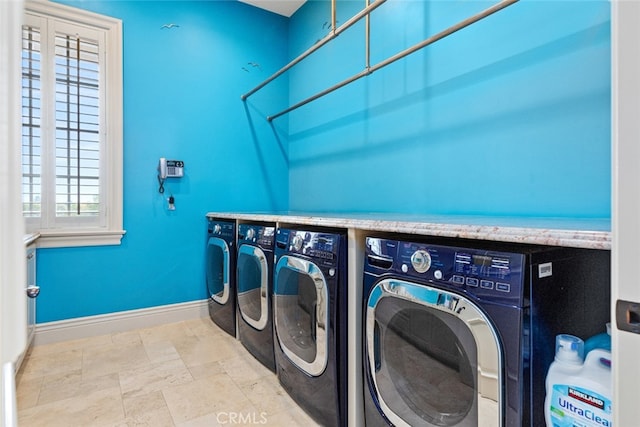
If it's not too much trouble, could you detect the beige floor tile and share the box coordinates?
[119,358,193,399]
[187,360,226,380]
[16,318,333,427]
[237,374,296,415]
[15,374,42,411]
[162,373,257,424]
[220,354,273,386]
[183,317,227,340]
[29,334,113,358]
[18,386,125,427]
[38,370,120,405]
[19,348,83,380]
[175,412,223,427]
[122,390,175,427]
[138,322,196,345]
[82,341,150,379]
[112,330,143,346]
[262,405,321,427]
[40,367,83,388]
[143,339,182,364]
[173,334,244,367]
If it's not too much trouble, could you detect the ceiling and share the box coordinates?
[238,0,307,17]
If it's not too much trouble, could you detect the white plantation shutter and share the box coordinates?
[54,31,101,218]
[21,2,124,248]
[21,25,42,218]
[22,17,105,229]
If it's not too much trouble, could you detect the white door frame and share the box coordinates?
[611,1,640,424]
[0,1,27,425]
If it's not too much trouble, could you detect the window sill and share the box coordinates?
[34,229,127,248]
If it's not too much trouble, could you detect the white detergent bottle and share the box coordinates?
[544,334,613,427]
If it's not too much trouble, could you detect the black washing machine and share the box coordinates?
[206,218,236,337]
[273,226,348,427]
[362,236,610,427]
[236,223,276,372]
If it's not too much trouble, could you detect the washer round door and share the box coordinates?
[366,279,502,427]
[207,237,230,305]
[237,244,269,331]
[274,255,328,377]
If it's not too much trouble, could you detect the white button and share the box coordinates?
[434,270,443,280]
[329,268,335,277]
[401,264,408,273]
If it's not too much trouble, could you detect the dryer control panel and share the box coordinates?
[207,219,235,240]
[238,224,275,248]
[276,229,341,268]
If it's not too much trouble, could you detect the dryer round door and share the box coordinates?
[207,237,230,305]
[274,255,328,377]
[365,279,502,427]
[237,244,269,331]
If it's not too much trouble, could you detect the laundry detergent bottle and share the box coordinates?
[585,323,612,355]
[544,334,612,427]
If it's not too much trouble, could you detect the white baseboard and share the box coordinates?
[33,300,209,346]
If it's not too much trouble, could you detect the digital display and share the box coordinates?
[316,236,334,252]
[455,252,511,280]
[472,255,493,267]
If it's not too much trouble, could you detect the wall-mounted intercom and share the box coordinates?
[158,157,184,179]
[157,158,184,206]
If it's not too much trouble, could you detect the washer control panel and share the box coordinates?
[366,237,526,306]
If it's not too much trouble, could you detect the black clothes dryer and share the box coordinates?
[206,218,236,337]
[236,223,276,372]
[273,227,348,427]
[362,236,610,427]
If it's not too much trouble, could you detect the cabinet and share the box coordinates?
[25,244,37,348]
[16,243,38,372]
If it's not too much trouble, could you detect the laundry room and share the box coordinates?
[2,0,635,426]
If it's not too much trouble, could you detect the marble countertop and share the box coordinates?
[205,212,611,250]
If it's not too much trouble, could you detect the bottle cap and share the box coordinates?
[555,334,584,364]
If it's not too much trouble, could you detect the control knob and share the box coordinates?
[292,234,304,251]
[213,224,221,234]
[411,250,432,273]
[246,228,256,240]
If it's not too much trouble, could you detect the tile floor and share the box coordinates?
[16,317,321,427]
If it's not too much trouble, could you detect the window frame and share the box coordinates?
[23,0,124,248]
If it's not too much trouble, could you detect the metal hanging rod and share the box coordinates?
[365,0,371,69]
[266,0,518,122]
[241,0,388,101]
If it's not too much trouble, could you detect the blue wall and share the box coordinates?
[286,0,611,218]
[37,0,611,322]
[37,0,289,322]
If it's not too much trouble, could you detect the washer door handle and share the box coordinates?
[373,320,381,372]
[311,303,317,342]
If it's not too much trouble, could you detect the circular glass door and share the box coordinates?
[207,237,230,305]
[366,279,502,427]
[274,255,328,377]
[237,244,269,330]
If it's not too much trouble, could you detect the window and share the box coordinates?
[22,1,124,248]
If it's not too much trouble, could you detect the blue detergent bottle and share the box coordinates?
[544,334,612,427]
[584,323,611,355]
